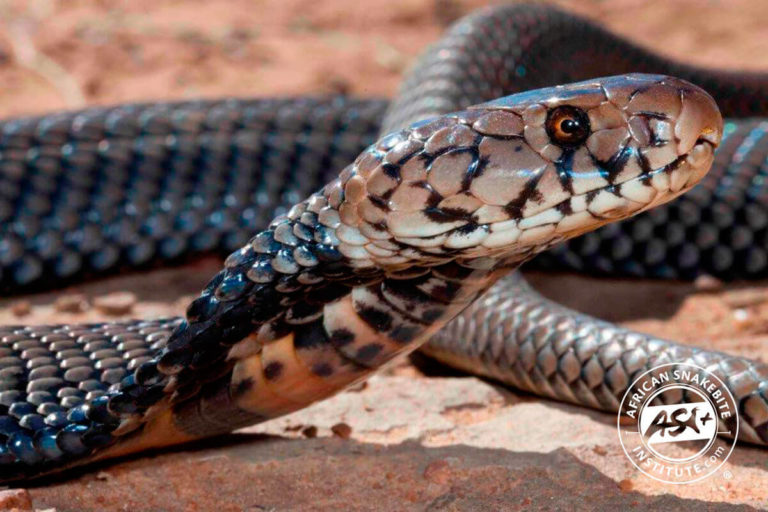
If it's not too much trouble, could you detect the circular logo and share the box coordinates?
[617,363,738,484]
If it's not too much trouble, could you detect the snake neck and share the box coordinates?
[107,175,520,439]
[164,184,519,377]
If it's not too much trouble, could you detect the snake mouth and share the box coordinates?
[696,131,719,147]
[691,125,719,155]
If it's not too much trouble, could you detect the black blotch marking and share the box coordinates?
[504,167,546,215]
[263,361,284,380]
[637,151,654,175]
[648,123,667,147]
[424,207,471,223]
[661,154,686,175]
[598,144,632,183]
[262,318,293,343]
[394,146,423,165]
[462,151,486,190]
[371,221,388,232]
[455,223,481,235]
[368,195,389,212]
[556,201,573,216]
[422,309,443,323]
[382,163,401,179]
[416,151,435,167]
[311,363,334,378]
[529,189,545,204]
[554,148,576,195]
[232,377,254,398]
[356,305,393,331]
[287,301,322,322]
[412,181,443,208]
[390,325,419,344]
[379,188,395,201]
[503,203,522,219]
[356,343,383,363]
[329,329,355,347]
[294,322,330,350]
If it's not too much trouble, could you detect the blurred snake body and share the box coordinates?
[1,4,768,482]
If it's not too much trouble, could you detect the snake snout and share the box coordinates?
[672,79,723,155]
[618,76,722,197]
[667,78,723,193]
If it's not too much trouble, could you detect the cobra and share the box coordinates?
[0,4,765,483]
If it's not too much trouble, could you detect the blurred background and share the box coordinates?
[0,0,766,117]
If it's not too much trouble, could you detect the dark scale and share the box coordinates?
[0,97,386,292]
[0,318,181,476]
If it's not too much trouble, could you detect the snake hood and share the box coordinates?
[0,74,722,481]
[330,73,722,269]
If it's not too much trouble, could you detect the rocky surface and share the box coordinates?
[2,263,767,511]
[12,375,768,510]
[0,0,767,510]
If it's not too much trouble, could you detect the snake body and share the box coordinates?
[0,4,767,482]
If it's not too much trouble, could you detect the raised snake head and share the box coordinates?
[324,74,722,269]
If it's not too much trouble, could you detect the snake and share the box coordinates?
[1,3,767,483]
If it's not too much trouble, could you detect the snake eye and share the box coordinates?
[545,106,591,147]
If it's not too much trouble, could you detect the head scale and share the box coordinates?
[320,73,722,270]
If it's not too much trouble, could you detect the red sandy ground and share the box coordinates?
[0,1,767,510]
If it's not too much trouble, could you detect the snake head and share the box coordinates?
[326,74,722,268]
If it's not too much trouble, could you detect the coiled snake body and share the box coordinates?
[0,4,767,482]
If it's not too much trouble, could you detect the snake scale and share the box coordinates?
[1,3,767,483]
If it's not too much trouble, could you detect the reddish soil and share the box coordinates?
[0,1,767,510]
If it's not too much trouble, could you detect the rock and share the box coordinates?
[618,479,634,492]
[301,425,318,438]
[0,489,32,511]
[93,292,136,316]
[10,301,31,317]
[331,422,352,439]
[423,458,452,484]
[693,274,723,292]
[54,293,89,313]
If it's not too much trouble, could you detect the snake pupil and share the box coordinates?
[560,119,579,133]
